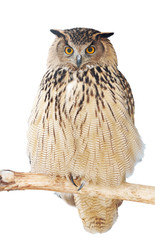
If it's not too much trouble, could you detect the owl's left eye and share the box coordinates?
[86,46,96,54]
[64,46,74,55]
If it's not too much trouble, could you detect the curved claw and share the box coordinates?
[78,181,85,191]
[70,174,78,187]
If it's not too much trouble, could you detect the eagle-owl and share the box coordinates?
[28,28,144,233]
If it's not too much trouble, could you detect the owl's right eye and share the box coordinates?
[64,46,74,55]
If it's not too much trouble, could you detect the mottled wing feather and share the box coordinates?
[28,72,75,176]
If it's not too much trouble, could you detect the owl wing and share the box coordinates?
[117,70,135,122]
[64,66,144,185]
[27,68,76,176]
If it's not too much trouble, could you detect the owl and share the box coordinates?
[28,28,144,233]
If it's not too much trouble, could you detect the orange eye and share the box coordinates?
[86,46,95,54]
[64,46,74,55]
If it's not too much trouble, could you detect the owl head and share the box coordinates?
[47,28,117,70]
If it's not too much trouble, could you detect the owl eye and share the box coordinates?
[64,46,74,55]
[86,46,95,54]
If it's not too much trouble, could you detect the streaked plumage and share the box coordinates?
[28,28,144,233]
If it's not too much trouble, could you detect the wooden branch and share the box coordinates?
[0,170,155,205]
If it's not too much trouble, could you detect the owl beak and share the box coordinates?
[76,55,82,68]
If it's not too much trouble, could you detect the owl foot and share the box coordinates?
[69,174,86,191]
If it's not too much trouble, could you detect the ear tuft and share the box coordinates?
[50,29,65,38]
[96,32,114,40]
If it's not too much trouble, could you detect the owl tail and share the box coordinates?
[74,194,120,233]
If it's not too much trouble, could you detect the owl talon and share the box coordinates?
[54,192,62,199]
[78,181,85,191]
[70,174,78,187]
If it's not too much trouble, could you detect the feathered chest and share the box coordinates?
[37,65,134,127]
[28,65,144,184]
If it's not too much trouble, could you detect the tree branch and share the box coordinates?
[0,170,155,205]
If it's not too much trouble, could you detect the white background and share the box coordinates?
[0,0,155,239]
